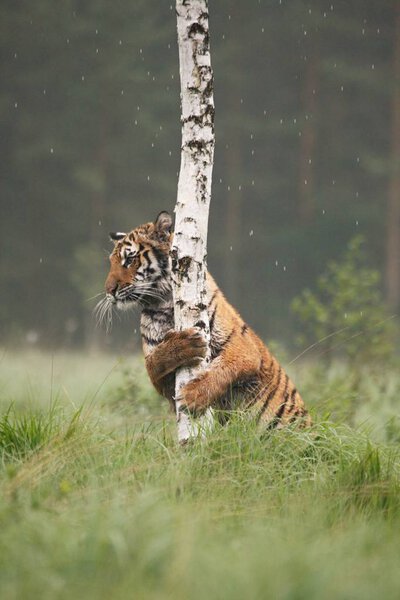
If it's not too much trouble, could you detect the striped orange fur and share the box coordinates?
[102,212,311,429]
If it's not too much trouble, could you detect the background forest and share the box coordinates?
[2,0,399,353]
[2,3,400,599]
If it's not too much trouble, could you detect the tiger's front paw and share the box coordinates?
[177,377,210,416]
[164,327,207,369]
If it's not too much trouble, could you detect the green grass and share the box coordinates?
[1,350,400,600]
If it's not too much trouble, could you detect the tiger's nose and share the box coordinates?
[105,277,118,297]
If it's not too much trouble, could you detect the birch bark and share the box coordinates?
[172,0,215,442]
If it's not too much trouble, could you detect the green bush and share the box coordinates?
[291,235,396,370]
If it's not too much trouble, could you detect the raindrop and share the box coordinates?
[356,191,359,198]
[43,89,46,95]
[137,105,140,111]
[261,27,264,33]
[362,28,365,35]
[119,40,122,45]
[168,150,172,156]
[14,102,18,108]
[283,266,287,272]
[227,185,231,191]
[39,258,43,264]
[371,64,375,70]
[81,75,85,81]
[50,147,54,154]
[230,246,233,251]
[121,90,124,95]
[147,175,150,181]
[249,230,254,236]
[14,53,17,59]
[238,185,242,191]
[66,38,70,44]
[355,220,359,226]
[134,119,138,125]
[251,149,255,155]
[98,220,102,226]
[251,180,255,186]
[275,260,279,267]
[322,209,325,215]
[95,29,99,34]
[304,179,308,185]
[96,49,99,54]
[222,34,225,40]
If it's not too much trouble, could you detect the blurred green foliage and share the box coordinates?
[292,235,396,368]
[0,0,398,349]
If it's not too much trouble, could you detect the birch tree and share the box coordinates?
[172,0,215,443]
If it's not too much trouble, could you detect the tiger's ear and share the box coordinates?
[154,212,173,239]
[109,232,126,242]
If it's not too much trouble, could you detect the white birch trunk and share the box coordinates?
[172,0,215,443]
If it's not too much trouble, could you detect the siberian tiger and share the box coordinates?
[99,211,311,428]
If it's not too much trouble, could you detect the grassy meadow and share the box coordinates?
[1,349,400,599]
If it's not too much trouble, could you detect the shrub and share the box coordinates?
[291,235,396,370]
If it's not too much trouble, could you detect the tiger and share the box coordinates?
[99,211,311,428]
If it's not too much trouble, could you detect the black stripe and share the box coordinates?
[275,374,290,419]
[141,334,159,346]
[208,290,218,306]
[257,366,282,420]
[219,329,234,351]
[211,328,234,358]
[142,250,151,268]
[241,323,248,335]
[142,307,171,317]
[209,305,217,332]
[264,374,290,430]
[152,246,168,270]
[287,389,297,414]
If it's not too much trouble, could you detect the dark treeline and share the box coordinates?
[1,0,399,351]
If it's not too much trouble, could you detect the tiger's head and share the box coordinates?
[96,212,173,326]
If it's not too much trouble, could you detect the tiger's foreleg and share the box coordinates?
[177,345,261,415]
[145,328,207,399]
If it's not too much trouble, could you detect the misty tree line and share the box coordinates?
[1,0,399,349]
